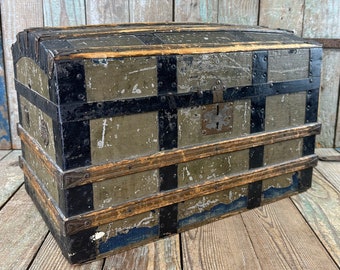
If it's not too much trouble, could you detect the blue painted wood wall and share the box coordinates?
[0,26,11,149]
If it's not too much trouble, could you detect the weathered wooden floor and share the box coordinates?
[0,149,339,270]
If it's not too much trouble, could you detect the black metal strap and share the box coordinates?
[247,51,268,209]
[157,55,179,237]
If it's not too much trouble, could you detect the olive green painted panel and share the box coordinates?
[16,57,49,99]
[178,100,251,147]
[90,112,159,164]
[178,149,249,187]
[85,56,157,102]
[18,96,56,162]
[268,49,309,82]
[265,92,306,131]
[178,185,247,221]
[22,143,59,204]
[177,52,252,93]
[93,170,159,210]
[264,139,303,166]
[262,173,295,193]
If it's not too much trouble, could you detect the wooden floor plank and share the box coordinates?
[315,148,340,191]
[291,170,340,267]
[0,150,24,208]
[0,186,48,270]
[103,235,182,270]
[315,161,340,192]
[181,215,261,270]
[0,150,10,160]
[29,233,104,270]
[241,198,338,270]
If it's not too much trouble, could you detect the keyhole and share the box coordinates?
[216,104,220,130]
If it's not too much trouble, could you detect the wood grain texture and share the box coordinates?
[291,170,340,267]
[29,233,104,270]
[129,0,173,22]
[259,0,304,36]
[303,0,340,38]
[43,0,86,26]
[181,214,261,270]
[218,0,259,25]
[59,123,321,188]
[103,235,181,270]
[0,150,23,208]
[0,186,48,270]
[85,0,129,24]
[241,198,339,270]
[317,50,340,148]
[174,0,218,22]
[64,155,318,235]
[0,0,43,149]
[314,158,340,192]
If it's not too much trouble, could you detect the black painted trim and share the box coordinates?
[59,78,319,122]
[303,136,316,156]
[309,47,322,78]
[61,183,94,217]
[66,228,97,264]
[158,55,179,237]
[55,60,87,104]
[298,167,313,191]
[16,73,320,124]
[61,121,92,170]
[247,51,268,209]
[252,51,268,84]
[15,80,59,121]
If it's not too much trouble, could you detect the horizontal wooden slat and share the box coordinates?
[17,124,62,181]
[19,157,65,236]
[64,154,318,235]
[62,123,321,188]
[18,123,321,189]
[28,23,290,40]
[56,42,319,60]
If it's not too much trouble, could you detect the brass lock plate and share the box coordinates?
[202,102,233,135]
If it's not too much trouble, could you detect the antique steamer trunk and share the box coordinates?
[13,23,322,264]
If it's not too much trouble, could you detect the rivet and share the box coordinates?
[76,73,83,80]
[78,93,85,100]
[160,96,167,103]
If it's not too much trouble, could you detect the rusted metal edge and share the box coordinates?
[62,122,321,188]
[64,154,318,235]
[55,42,320,60]
[17,124,63,180]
